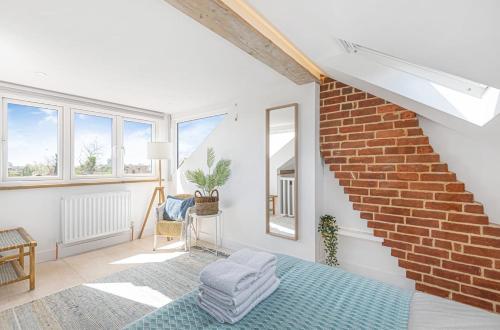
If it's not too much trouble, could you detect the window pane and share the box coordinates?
[74,113,113,176]
[7,103,59,178]
[177,114,225,167]
[123,120,152,175]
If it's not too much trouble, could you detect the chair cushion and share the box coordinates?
[163,196,194,221]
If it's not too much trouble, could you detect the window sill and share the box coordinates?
[0,178,159,190]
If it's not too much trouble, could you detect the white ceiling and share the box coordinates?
[0,0,289,113]
[247,0,500,89]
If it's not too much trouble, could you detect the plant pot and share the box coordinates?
[194,189,219,215]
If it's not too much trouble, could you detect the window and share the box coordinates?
[3,101,61,180]
[177,114,225,167]
[123,120,153,175]
[73,112,114,176]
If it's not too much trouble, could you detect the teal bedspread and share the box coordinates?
[125,255,412,329]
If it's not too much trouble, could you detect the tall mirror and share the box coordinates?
[266,103,298,240]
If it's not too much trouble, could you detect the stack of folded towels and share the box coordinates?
[197,248,279,324]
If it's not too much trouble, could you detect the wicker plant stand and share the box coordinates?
[0,227,37,290]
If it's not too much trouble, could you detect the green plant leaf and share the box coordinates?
[207,147,215,169]
[185,169,207,193]
[213,159,231,186]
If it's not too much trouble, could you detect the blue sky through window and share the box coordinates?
[7,103,58,177]
[124,120,152,174]
[177,114,225,167]
[74,113,113,175]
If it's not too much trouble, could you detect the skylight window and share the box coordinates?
[339,40,488,98]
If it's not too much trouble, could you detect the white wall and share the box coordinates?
[172,82,320,261]
[0,182,158,262]
[419,115,500,225]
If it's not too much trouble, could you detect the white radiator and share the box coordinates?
[61,191,131,245]
[279,177,295,217]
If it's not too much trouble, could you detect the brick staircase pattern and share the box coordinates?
[319,76,500,313]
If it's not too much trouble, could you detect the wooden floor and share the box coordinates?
[0,236,228,313]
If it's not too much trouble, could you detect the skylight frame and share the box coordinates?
[339,40,488,98]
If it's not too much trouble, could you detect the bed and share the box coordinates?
[125,254,412,329]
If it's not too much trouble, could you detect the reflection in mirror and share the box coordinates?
[266,104,298,240]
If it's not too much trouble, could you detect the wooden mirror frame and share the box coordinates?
[265,103,298,241]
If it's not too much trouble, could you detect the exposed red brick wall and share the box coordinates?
[320,76,500,313]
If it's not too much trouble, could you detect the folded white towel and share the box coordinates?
[198,276,280,324]
[199,259,257,296]
[228,248,277,276]
[200,265,276,308]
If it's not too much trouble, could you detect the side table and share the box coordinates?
[0,227,37,290]
[189,211,222,256]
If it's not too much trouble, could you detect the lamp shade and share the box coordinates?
[147,142,170,160]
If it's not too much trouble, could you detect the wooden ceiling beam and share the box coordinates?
[163,0,323,85]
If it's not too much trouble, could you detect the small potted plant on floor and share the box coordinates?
[318,214,339,266]
[185,147,231,215]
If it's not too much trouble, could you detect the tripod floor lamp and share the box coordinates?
[138,141,170,239]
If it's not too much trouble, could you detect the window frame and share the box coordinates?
[70,108,118,179]
[1,98,63,182]
[121,117,156,178]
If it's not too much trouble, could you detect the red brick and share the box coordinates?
[408,253,440,266]
[410,182,445,191]
[463,245,500,259]
[385,146,416,155]
[367,164,396,172]
[395,119,419,128]
[416,283,450,298]
[359,172,385,180]
[360,212,373,220]
[387,172,419,181]
[358,148,384,156]
[348,132,375,141]
[358,98,385,107]
[381,206,411,216]
[351,107,376,117]
[425,201,462,212]
[406,270,422,281]
[397,137,429,146]
[448,213,489,225]
[464,204,484,214]
[470,236,500,248]
[475,276,500,290]
[415,245,450,259]
[442,260,481,275]
[390,232,420,244]
[376,129,406,138]
[435,239,453,250]
[339,125,364,133]
[367,221,395,231]
[423,275,460,291]
[431,230,469,243]
[375,155,405,163]
[433,268,470,284]
[370,189,399,197]
[341,141,366,148]
[446,183,465,192]
[441,222,481,235]
[379,181,409,189]
[401,191,433,200]
[435,193,473,203]
[452,293,494,311]
[399,260,431,273]
[344,187,369,195]
[397,164,429,172]
[461,285,500,302]
[398,225,430,236]
[412,209,447,220]
[374,213,405,224]
[363,197,391,205]
[365,122,393,132]
[367,138,396,147]
[383,239,413,251]
[483,226,500,237]
[347,92,366,101]
[392,198,423,208]
[406,217,440,228]
[451,253,492,268]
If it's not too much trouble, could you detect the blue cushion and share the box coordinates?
[163,196,194,221]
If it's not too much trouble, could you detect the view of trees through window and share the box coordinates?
[124,120,153,175]
[177,114,225,167]
[74,113,113,176]
[7,102,59,178]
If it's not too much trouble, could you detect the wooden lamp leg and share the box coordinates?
[29,245,35,290]
[138,188,159,239]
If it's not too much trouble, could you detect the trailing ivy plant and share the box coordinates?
[185,147,231,196]
[318,214,339,266]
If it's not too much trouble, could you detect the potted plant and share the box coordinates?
[318,214,339,266]
[185,147,231,215]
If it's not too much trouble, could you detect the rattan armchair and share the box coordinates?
[154,194,194,251]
